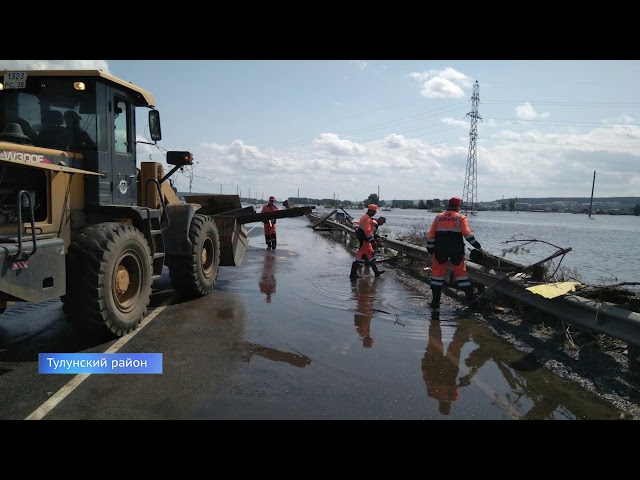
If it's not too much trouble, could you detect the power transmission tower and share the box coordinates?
[462,80,481,215]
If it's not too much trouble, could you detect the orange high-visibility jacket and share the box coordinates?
[357,213,376,243]
[426,209,481,255]
[261,202,278,235]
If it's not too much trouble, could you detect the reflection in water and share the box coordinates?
[259,252,277,303]
[418,313,626,419]
[422,314,473,415]
[241,342,312,368]
[351,277,379,348]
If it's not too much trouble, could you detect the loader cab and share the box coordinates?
[0,70,161,208]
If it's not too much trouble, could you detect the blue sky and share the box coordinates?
[3,59,640,203]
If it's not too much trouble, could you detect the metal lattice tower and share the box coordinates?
[462,80,481,214]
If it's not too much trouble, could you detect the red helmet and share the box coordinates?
[367,203,379,212]
[448,197,462,208]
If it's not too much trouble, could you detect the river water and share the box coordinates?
[338,208,639,289]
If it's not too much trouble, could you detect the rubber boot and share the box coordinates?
[464,287,478,310]
[265,235,271,249]
[271,239,276,250]
[430,286,441,311]
[372,262,385,277]
[350,262,360,279]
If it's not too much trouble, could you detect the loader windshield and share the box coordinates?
[0,75,97,151]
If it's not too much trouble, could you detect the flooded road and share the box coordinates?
[0,216,631,420]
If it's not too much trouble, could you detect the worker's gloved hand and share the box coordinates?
[477,248,486,257]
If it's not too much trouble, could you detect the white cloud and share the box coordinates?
[515,102,549,120]
[384,133,407,148]
[312,133,367,156]
[409,67,474,99]
[175,125,640,201]
[182,112,640,202]
[181,131,466,201]
[421,77,465,98]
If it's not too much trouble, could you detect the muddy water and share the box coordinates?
[206,217,627,420]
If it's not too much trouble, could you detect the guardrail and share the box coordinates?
[308,212,640,372]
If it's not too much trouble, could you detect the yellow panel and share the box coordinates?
[526,282,582,299]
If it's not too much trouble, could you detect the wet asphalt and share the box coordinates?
[0,216,630,420]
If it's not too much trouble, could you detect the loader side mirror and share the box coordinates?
[166,151,193,166]
[149,110,161,142]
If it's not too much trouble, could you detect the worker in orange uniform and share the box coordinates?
[350,204,384,279]
[261,196,279,250]
[426,197,483,311]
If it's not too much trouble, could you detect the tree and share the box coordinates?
[418,200,426,209]
[634,204,640,216]
[426,199,434,209]
[366,193,379,206]
[509,198,516,211]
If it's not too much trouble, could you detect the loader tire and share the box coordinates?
[167,214,220,298]
[64,223,152,338]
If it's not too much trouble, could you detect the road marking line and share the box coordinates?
[25,295,175,420]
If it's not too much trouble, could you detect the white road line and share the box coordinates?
[25,295,175,420]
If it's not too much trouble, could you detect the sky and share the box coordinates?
[2,59,640,204]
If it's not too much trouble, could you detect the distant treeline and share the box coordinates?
[499,197,640,205]
[178,193,640,211]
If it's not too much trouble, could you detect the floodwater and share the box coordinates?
[190,217,629,420]
[0,215,634,420]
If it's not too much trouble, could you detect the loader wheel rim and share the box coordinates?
[113,249,143,313]
[201,236,215,279]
